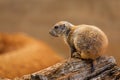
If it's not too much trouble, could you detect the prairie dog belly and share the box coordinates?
[73,25,108,60]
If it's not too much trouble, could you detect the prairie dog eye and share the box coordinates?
[54,26,58,29]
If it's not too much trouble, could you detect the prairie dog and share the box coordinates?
[49,21,108,60]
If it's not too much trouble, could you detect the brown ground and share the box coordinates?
[0,0,119,65]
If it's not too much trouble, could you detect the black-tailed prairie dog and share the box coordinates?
[49,21,108,72]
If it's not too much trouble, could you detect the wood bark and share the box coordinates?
[1,56,120,80]
[18,56,120,80]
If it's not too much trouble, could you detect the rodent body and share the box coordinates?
[49,21,108,60]
[65,25,108,60]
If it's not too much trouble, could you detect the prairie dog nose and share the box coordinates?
[49,30,58,37]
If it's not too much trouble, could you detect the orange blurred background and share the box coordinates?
[0,0,120,65]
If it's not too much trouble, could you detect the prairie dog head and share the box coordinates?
[49,21,74,37]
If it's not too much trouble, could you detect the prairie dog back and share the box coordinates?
[72,25,108,59]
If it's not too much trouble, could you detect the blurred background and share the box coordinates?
[0,0,120,65]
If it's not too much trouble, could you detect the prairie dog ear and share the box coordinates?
[61,24,66,30]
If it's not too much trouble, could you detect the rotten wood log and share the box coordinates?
[1,56,120,80]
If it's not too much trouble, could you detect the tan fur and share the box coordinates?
[68,25,108,59]
[50,21,108,60]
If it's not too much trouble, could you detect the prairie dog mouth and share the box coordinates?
[49,30,58,37]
